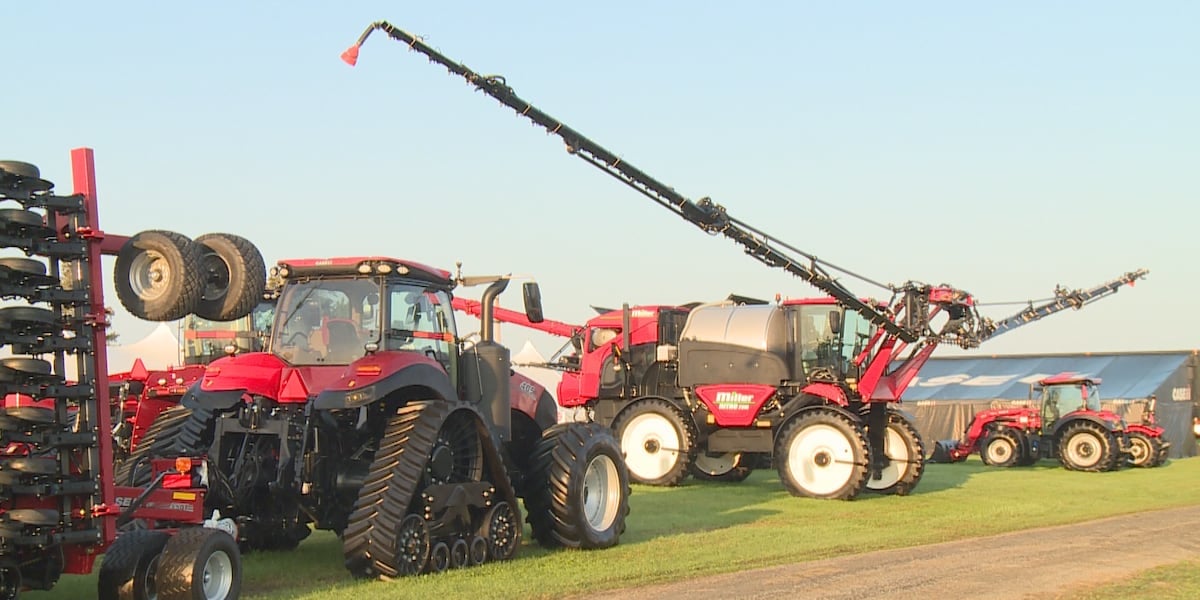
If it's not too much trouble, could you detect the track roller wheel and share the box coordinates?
[524,422,630,549]
[97,529,170,600]
[192,233,266,322]
[154,528,240,600]
[450,538,469,568]
[610,398,695,486]
[775,408,869,500]
[114,230,204,322]
[468,535,487,566]
[429,542,450,573]
[480,500,519,561]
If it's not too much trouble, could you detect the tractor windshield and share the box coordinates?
[385,283,457,373]
[271,278,383,365]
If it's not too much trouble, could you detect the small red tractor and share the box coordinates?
[346,22,1148,500]
[120,256,631,578]
[929,374,1169,471]
[2,152,248,599]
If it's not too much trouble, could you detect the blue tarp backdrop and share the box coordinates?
[905,351,1197,459]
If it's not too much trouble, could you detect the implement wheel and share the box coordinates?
[98,529,170,600]
[192,233,266,321]
[115,230,204,321]
[155,528,240,600]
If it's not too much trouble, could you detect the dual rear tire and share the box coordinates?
[114,230,265,322]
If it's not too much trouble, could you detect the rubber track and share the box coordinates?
[525,422,630,548]
[114,404,214,487]
[342,401,445,579]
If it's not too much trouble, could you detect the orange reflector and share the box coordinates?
[205,366,221,377]
[175,457,193,473]
[355,365,383,376]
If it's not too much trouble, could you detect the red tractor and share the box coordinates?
[120,257,631,578]
[930,374,1169,471]
[2,152,242,599]
[347,22,1148,499]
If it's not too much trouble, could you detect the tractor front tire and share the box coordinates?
[98,529,170,600]
[775,408,869,500]
[114,231,204,322]
[192,233,266,322]
[980,430,1023,468]
[524,422,630,549]
[154,528,241,600]
[864,410,925,495]
[1058,421,1118,472]
[610,398,695,486]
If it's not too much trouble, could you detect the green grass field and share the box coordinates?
[29,456,1200,599]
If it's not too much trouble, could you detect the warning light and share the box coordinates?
[175,457,193,473]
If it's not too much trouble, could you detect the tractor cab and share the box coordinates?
[268,257,456,369]
[1033,375,1102,433]
[781,298,874,383]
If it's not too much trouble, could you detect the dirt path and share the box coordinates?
[582,505,1200,599]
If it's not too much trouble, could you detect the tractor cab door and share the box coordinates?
[1040,383,1088,434]
[385,284,458,377]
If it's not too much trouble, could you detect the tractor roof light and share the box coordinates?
[357,263,373,274]
[376,263,393,274]
[278,266,290,278]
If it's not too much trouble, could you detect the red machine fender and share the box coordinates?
[1050,411,1124,437]
[313,357,457,410]
[509,373,557,430]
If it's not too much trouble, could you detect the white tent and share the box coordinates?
[106,323,181,372]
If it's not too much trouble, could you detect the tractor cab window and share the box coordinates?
[272,278,382,365]
[386,284,456,372]
[1042,383,1092,424]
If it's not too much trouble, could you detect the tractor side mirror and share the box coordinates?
[523,282,544,323]
[827,310,842,335]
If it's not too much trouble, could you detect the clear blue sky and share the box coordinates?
[5,2,1197,358]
